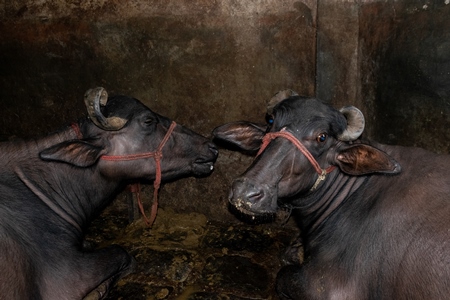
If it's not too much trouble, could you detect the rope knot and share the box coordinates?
[153,152,163,161]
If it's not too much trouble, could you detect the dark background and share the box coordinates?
[1,0,449,222]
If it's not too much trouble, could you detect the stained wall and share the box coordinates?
[0,0,448,222]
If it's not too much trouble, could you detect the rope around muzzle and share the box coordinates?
[100,121,177,227]
[257,128,335,191]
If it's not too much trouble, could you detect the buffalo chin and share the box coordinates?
[228,202,276,224]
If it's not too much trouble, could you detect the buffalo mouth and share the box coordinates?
[193,158,216,176]
[192,143,218,176]
[228,198,276,224]
[229,201,276,224]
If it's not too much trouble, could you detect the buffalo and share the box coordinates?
[212,90,450,299]
[0,87,218,299]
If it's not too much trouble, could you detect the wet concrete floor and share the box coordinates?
[86,193,299,300]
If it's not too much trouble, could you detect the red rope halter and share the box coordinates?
[257,128,335,191]
[100,121,177,227]
[70,123,83,139]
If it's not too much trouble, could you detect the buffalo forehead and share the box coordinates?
[103,96,153,120]
[273,97,347,136]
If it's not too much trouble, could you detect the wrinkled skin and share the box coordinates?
[213,95,450,299]
[0,94,217,300]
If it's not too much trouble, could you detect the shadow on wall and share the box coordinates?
[0,0,316,140]
[375,4,450,154]
[0,0,317,223]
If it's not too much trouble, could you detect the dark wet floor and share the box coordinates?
[86,193,299,300]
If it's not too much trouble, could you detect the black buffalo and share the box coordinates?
[0,87,218,299]
[213,90,450,299]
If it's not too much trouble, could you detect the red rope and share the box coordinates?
[70,120,177,227]
[70,123,83,139]
[257,128,335,175]
[101,121,177,227]
[128,182,150,224]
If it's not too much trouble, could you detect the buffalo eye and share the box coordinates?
[265,114,274,125]
[144,117,154,126]
[316,132,328,143]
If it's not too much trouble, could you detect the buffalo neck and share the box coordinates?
[292,169,367,237]
[8,125,121,235]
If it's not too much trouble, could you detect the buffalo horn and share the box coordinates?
[338,106,365,141]
[267,89,299,115]
[84,87,127,131]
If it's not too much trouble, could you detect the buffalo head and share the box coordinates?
[212,90,400,219]
[40,87,218,182]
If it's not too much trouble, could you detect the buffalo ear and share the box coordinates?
[335,144,401,175]
[212,121,266,152]
[39,141,105,167]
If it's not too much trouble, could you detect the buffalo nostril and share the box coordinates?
[229,179,277,219]
[209,143,219,157]
[230,179,265,207]
[245,189,264,203]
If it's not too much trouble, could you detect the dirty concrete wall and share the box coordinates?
[0,0,316,138]
[0,0,317,223]
[0,0,448,223]
[374,2,450,153]
[317,0,449,153]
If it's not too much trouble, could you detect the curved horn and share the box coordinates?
[84,87,127,131]
[338,106,365,141]
[267,89,299,114]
